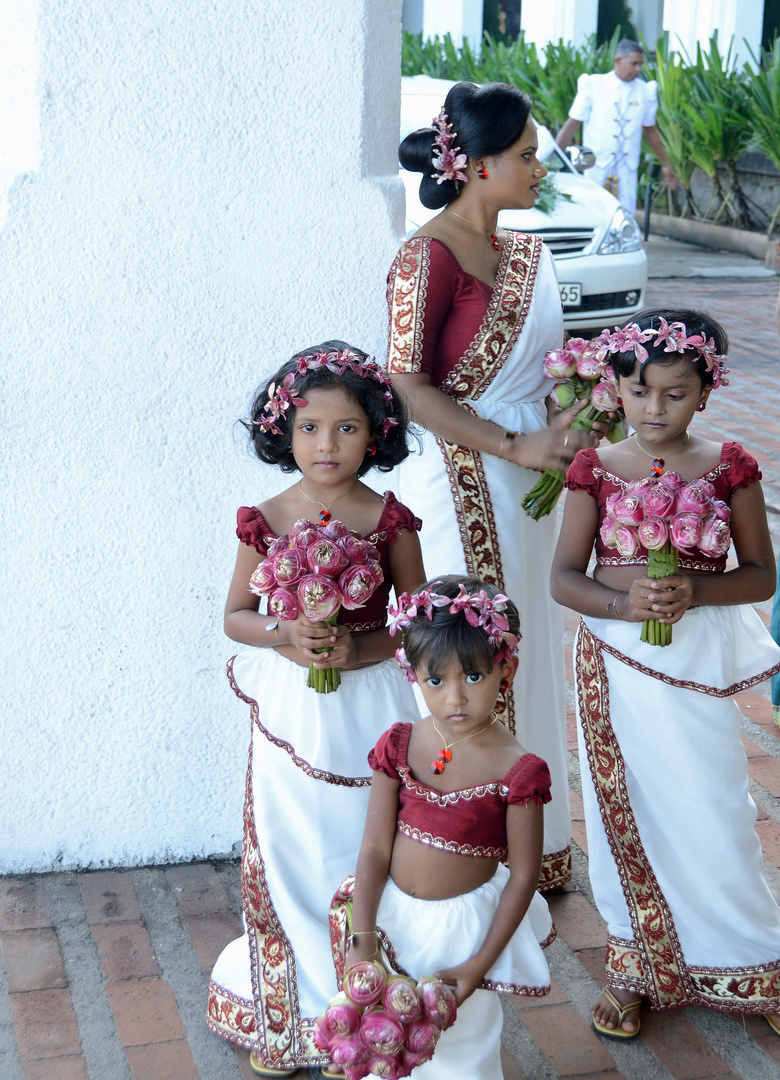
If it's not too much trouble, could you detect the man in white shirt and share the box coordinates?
[555,39,676,214]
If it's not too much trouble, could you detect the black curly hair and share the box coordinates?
[608,309,728,389]
[402,575,521,678]
[243,340,411,477]
[400,81,533,210]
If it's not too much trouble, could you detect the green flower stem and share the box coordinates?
[307,611,341,694]
[640,543,679,647]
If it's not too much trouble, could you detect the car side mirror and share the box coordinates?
[565,145,596,173]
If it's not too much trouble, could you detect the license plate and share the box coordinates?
[559,283,582,306]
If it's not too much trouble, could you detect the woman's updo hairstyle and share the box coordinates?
[608,309,728,389]
[400,81,533,210]
[243,339,411,477]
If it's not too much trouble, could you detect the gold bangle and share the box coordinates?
[606,594,620,619]
[265,620,280,641]
[349,931,378,946]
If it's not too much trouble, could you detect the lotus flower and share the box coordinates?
[267,587,301,622]
[590,379,620,412]
[637,516,669,551]
[325,991,361,1038]
[549,381,577,409]
[365,1051,402,1078]
[289,521,320,549]
[417,978,457,1030]
[313,1014,332,1053]
[404,1017,441,1055]
[297,574,342,621]
[339,563,385,610]
[307,538,349,576]
[344,960,387,1009]
[612,492,645,526]
[329,1033,370,1069]
[642,481,678,519]
[614,525,641,559]
[599,514,619,548]
[273,548,308,586]
[575,350,604,380]
[697,514,731,557]
[359,1007,405,1056]
[337,534,374,564]
[543,349,578,379]
[248,558,278,596]
[402,1046,435,1071]
[382,976,422,1025]
[670,511,704,553]
[676,481,714,515]
[322,520,351,540]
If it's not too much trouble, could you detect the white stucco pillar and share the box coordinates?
[663,0,765,64]
[0,0,39,228]
[0,0,405,873]
[521,0,598,47]
[629,0,664,47]
[404,0,483,48]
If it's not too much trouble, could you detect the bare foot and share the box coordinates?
[592,986,641,1037]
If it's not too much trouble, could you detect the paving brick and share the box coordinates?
[569,788,585,822]
[182,910,243,973]
[1,928,67,992]
[21,1057,88,1080]
[9,988,81,1061]
[166,864,231,916]
[756,819,780,868]
[576,947,608,986]
[91,921,161,981]
[106,978,186,1047]
[501,1047,524,1080]
[748,755,780,798]
[546,892,607,952]
[740,734,767,759]
[0,879,53,931]
[236,1048,260,1080]
[124,1039,200,1080]
[521,1002,617,1075]
[640,1008,738,1078]
[739,692,774,725]
[79,871,142,925]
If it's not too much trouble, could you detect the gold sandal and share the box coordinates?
[591,987,641,1040]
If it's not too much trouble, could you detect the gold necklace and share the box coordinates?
[298,477,358,524]
[430,713,499,774]
[633,431,690,477]
[445,208,500,251]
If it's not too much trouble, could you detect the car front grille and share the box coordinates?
[522,228,595,256]
[564,290,641,312]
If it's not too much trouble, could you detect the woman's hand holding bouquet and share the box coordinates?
[249,519,383,692]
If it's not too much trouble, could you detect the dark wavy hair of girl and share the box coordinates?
[243,340,411,477]
[402,575,521,678]
[608,309,728,389]
[400,81,533,211]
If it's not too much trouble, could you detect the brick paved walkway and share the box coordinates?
[2,270,779,1080]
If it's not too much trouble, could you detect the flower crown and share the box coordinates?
[388,582,519,681]
[431,109,468,185]
[253,349,399,437]
[594,317,729,389]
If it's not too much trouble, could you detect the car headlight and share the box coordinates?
[598,207,643,255]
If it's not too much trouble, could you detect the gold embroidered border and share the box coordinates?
[576,621,692,1010]
[441,232,542,400]
[538,847,572,892]
[386,239,430,373]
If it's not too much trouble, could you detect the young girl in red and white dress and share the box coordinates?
[340,575,555,1079]
[551,309,780,1040]
[207,342,426,1077]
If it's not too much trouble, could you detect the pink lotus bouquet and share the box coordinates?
[313,960,458,1078]
[249,519,383,692]
[522,338,627,519]
[601,471,731,646]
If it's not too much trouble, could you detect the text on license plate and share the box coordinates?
[559,283,581,305]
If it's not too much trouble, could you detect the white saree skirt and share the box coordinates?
[395,400,570,889]
[207,648,421,1067]
[335,867,553,1080]
[575,606,780,1013]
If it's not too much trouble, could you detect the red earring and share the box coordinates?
[477,167,488,179]
[499,680,509,693]
[617,397,623,406]
[698,402,706,412]
[366,445,377,456]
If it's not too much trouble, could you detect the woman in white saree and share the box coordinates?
[387,81,597,889]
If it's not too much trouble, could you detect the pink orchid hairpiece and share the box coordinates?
[387,583,520,665]
[254,349,398,435]
[431,109,468,185]
[598,318,729,389]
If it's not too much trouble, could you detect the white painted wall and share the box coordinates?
[0,0,405,872]
[521,0,599,48]
[404,0,483,49]
[663,0,765,64]
[0,0,39,229]
[630,0,664,47]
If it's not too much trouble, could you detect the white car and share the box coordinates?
[400,76,647,333]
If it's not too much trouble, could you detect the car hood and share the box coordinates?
[499,173,618,235]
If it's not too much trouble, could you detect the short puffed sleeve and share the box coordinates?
[377,492,423,543]
[564,448,600,497]
[236,506,276,554]
[723,441,762,492]
[386,238,459,375]
[505,754,553,808]
[367,723,411,779]
[568,72,594,123]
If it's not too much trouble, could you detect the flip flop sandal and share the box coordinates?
[591,987,641,1040]
[766,1014,780,1037]
[248,1052,300,1077]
